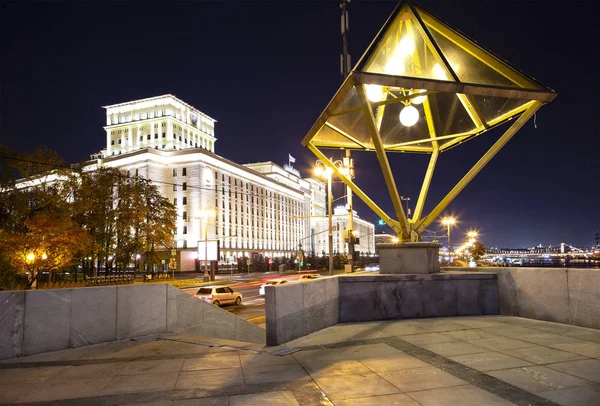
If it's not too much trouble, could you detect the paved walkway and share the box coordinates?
[1,316,599,405]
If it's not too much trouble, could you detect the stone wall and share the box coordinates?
[0,285,265,360]
[494,267,600,329]
[338,273,499,323]
[265,277,339,346]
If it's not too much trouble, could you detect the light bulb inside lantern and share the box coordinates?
[384,55,405,75]
[432,63,447,80]
[365,85,384,102]
[399,105,419,127]
[314,167,323,177]
[411,89,427,105]
[398,37,415,56]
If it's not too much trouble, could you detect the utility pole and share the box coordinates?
[345,150,355,273]
[340,1,355,273]
[340,0,351,80]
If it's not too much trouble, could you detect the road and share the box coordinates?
[181,269,373,327]
[181,272,308,326]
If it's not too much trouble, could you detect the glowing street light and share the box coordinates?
[26,252,35,263]
[467,231,478,239]
[442,217,456,262]
[198,208,216,282]
[314,159,342,276]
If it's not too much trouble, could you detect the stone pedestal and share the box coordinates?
[378,242,441,274]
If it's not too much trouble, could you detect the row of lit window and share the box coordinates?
[110,112,214,135]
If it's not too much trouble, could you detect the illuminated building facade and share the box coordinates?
[85,95,325,271]
[310,206,376,257]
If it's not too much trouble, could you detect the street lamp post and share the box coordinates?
[442,217,456,263]
[315,161,334,275]
[400,196,411,217]
[198,209,215,282]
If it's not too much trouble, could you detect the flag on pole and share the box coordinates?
[288,154,296,165]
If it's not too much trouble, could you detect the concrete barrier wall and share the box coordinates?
[0,284,264,360]
[493,267,600,329]
[339,273,499,323]
[265,277,339,346]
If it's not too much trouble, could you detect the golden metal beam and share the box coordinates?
[356,84,409,238]
[487,100,536,127]
[412,93,441,225]
[324,122,369,149]
[308,142,402,234]
[386,131,476,149]
[419,10,542,90]
[438,100,536,152]
[413,148,439,223]
[416,101,543,233]
[456,93,486,130]
[301,75,356,147]
[354,72,556,102]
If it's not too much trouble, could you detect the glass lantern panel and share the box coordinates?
[362,9,452,82]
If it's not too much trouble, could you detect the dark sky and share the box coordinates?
[1,0,598,249]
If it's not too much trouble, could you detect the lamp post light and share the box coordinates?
[198,209,216,282]
[441,217,456,263]
[400,196,411,217]
[314,161,335,275]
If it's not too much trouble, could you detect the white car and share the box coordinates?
[259,280,289,296]
[195,286,242,307]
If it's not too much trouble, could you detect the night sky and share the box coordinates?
[1,1,598,249]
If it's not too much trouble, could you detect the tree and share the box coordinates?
[469,242,486,261]
[139,179,176,273]
[6,212,90,288]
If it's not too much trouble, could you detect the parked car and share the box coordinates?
[258,279,289,296]
[364,263,380,272]
[195,286,242,307]
[299,274,320,281]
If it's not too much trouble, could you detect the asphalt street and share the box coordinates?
[181,272,308,326]
[180,269,373,327]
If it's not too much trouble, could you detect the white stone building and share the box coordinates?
[310,206,376,257]
[81,94,374,271]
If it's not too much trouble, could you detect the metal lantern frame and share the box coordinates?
[301,0,556,241]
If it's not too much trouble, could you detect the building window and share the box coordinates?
[183,197,187,205]
[173,134,177,139]
[183,226,187,235]
[139,136,143,142]
[162,145,166,149]
[154,134,158,139]
[147,134,151,140]
[174,198,177,205]
[183,211,187,221]
[182,168,187,176]
[179,136,182,141]
[182,182,187,191]
[154,124,158,128]
[111,140,115,145]
[173,169,177,177]
[162,132,166,138]
[173,184,177,192]
[118,138,122,144]
[183,240,187,249]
